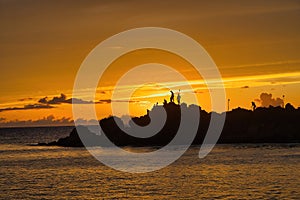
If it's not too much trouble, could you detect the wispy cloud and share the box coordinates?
[98,99,140,104]
[63,70,295,103]
[0,104,54,112]
[241,86,250,89]
[48,69,300,106]
[1,70,300,113]
[96,71,300,100]
[221,60,300,70]
[0,115,73,127]
[0,115,104,127]
[0,92,145,113]
[18,97,33,102]
[38,93,94,104]
[0,94,96,112]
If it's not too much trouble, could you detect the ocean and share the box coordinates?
[0,126,299,199]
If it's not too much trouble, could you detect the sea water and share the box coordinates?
[0,127,299,199]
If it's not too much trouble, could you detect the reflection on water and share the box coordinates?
[1,144,299,199]
[0,127,299,199]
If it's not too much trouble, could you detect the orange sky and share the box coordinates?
[0,0,300,127]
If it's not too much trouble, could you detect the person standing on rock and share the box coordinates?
[170,91,174,103]
[251,101,256,111]
[177,90,181,105]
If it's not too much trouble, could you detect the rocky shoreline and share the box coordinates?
[39,102,300,147]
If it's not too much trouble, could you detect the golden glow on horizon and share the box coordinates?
[0,1,299,126]
[94,48,208,118]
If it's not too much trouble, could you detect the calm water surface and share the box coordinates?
[0,127,299,199]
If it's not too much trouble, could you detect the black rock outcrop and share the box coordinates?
[40,102,300,147]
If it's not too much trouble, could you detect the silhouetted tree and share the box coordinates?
[285,103,295,111]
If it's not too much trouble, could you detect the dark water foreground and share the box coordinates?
[0,127,300,199]
[1,144,299,199]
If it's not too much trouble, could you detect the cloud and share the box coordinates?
[74,118,98,126]
[38,93,66,104]
[1,93,109,113]
[0,104,54,112]
[241,86,249,89]
[38,97,48,104]
[64,98,93,104]
[258,93,283,107]
[38,93,93,104]
[98,99,112,104]
[98,99,140,104]
[97,90,107,94]
[39,96,138,105]
[222,60,300,71]
[194,90,204,94]
[0,115,73,127]
[18,97,33,101]
[254,98,261,103]
[0,115,103,127]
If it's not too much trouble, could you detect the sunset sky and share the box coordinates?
[0,0,300,127]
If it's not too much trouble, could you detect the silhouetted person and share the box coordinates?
[170,91,174,103]
[251,101,256,111]
[163,99,167,105]
[177,90,181,105]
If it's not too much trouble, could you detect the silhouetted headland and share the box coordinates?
[39,102,300,147]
